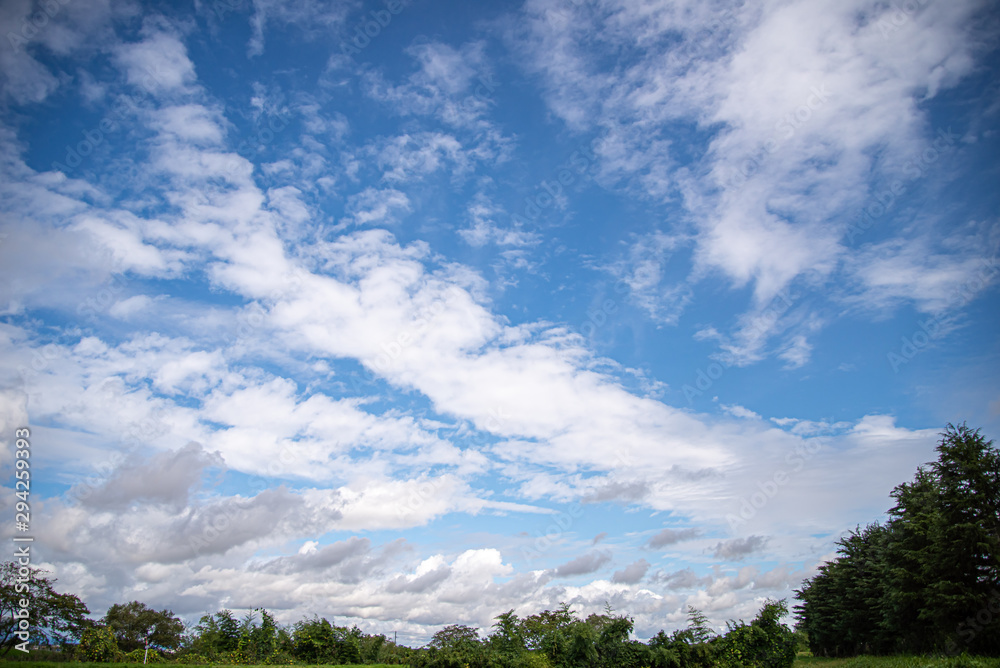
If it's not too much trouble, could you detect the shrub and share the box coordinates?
[123,647,166,663]
[76,626,124,662]
[716,599,796,668]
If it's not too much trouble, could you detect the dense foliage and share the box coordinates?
[76,627,122,663]
[103,602,184,653]
[405,600,795,668]
[13,422,996,664]
[0,594,797,667]
[795,424,1000,657]
[0,562,90,655]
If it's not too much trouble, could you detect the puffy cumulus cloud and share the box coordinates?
[41,485,314,568]
[0,3,981,641]
[712,535,769,561]
[0,387,29,469]
[151,104,227,145]
[68,441,223,511]
[647,528,701,549]
[199,376,467,482]
[370,132,467,183]
[651,567,713,592]
[552,550,612,577]
[115,29,197,97]
[343,187,412,227]
[0,0,131,104]
[385,555,452,594]
[364,40,491,126]
[612,559,650,584]
[721,404,762,421]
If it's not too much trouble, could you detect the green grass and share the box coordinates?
[0,664,404,668]
[794,656,1000,667]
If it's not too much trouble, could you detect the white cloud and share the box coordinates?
[344,187,412,227]
[246,0,354,57]
[152,104,226,144]
[721,404,762,421]
[609,231,690,325]
[845,236,999,314]
[509,0,994,365]
[115,30,196,97]
[458,196,540,248]
[1,1,991,641]
[612,559,650,584]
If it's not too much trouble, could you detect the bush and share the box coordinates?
[172,652,210,664]
[123,648,165,663]
[76,626,124,663]
[716,599,796,668]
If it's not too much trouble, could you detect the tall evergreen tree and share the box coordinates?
[795,423,1000,656]
[925,424,1000,654]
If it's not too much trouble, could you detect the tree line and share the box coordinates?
[795,423,1000,657]
[1,566,798,667]
[4,422,997,665]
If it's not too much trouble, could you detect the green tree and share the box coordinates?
[430,623,482,651]
[103,600,184,652]
[489,609,526,667]
[77,625,123,662]
[520,603,576,651]
[925,423,1000,654]
[421,623,488,668]
[684,607,715,644]
[795,423,1000,656]
[716,599,796,668]
[646,607,719,668]
[235,608,280,664]
[191,609,241,657]
[291,615,337,664]
[0,561,91,654]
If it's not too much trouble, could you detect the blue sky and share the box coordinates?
[1,0,999,646]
